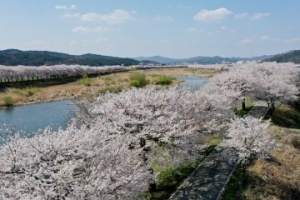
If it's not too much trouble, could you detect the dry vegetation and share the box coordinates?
[142,67,220,78]
[0,67,219,107]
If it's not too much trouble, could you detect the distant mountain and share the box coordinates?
[134,56,178,64]
[264,50,300,64]
[134,55,273,64]
[0,49,139,66]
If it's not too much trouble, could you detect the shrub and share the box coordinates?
[156,167,177,189]
[12,87,41,97]
[103,76,113,81]
[3,96,14,107]
[78,74,92,86]
[99,86,122,94]
[129,72,147,87]
[129,79,142,87]
[155,76,173,85]
[11,89,23,95]
[24,87,41,96]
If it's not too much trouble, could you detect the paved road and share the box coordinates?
[246,101,269,118]
[169,147,238,200]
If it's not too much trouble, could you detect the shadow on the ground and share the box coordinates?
[169,148,238,200]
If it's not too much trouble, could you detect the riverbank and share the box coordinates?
[0,67,219,107]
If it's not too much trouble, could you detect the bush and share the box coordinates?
[99,86,123,94]
[129,80,142,87]
[129,72,147,87]
[155,76,173,85]
[78,74,92,86]
[12,87,41,97]
[3,96,14,107]
[24,87,41,96]
[154,162,197,190]
[156,167,178,189]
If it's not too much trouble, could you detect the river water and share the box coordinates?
[0,76,208,138]
[0,100,77,138]
[177,75,208,91]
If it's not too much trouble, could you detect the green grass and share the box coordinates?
[3,96,14,107]
[268,101,300,128]
[155,76,173,85]
[11,87,41,97]
[221,163,246,200]
[129,72,147,87]
[209,138,221,146]
[99,86,123,94]
[237,106,254,117]
[236,97,257,117]
[78,74,92,86]
[149,145,217,200]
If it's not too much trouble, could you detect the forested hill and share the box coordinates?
[0,49,139,66]
[264,50,300,64]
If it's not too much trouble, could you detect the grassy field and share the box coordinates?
[0,67,220,107]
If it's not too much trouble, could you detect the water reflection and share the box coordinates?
[177,76,208,91]
[0,100,77,136]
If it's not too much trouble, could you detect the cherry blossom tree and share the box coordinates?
[0,86,232,199]
[202,62,299,111]
[0,65,126,83]
[224,116,275,163]
[1,62,296,198]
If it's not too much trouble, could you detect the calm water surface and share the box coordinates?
[0,100,77,137]
[177,76,208,91]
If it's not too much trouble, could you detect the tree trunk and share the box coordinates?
[242,97,246,111]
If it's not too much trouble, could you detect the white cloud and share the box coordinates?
[260,35,280,42]
[221,26,235,33]
[239,39,253,44]
[251,13,270,20]
[154,15,173,23]
[80,9,135,23]
[62,13,81,18]
[94,26,109,32]
[259,35,300,43]
[72,26,90,33]
[72,26,108,33]
[284,37,300,42]
[194,8,232,22]
[55,4,77,10]
[235,12,249,19]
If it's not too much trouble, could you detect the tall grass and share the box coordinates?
[11,87,41,97]
[155,76,173,85]
[129,72,147,87]
[3,96,14,107]
[78,74,92,86]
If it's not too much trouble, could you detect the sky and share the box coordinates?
[0,0,300,58]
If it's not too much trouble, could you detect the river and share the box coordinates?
[0,76,208,139]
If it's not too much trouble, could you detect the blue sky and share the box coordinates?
[0,0,299,58]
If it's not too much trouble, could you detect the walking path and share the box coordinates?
[169,101,269,200]
[245,101,269,118]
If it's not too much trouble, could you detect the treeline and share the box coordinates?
[264,50,300,64]
[0,49,139,66]
[0,65,127,83]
